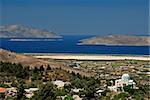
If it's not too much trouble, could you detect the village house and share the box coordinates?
[0,87,6,93]
[52,80,71,88]
[24,88,39,98]
[71,88,83,93]
[95,89,105,96]
[73,95,82,100]
[6,87,17,97]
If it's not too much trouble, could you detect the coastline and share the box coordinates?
[24,53,150,61]
[77,42,150,46]
[9,38,63,41]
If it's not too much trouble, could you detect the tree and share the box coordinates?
[72,78,83,88]
[16,69,29,79]
[47,65,51,70]
[83,86,96,98]
[133,90,144,100]
[64,95,74,100]
[123,85,134,94]
[17,80,25,99]
[76,73,82,79]
[55,89,67,97]
[40,65,44,71]
[71,71,76,76]
[0,62,29,79]
[0,93,5,99]
[33,67,39,73]
[11,81,17,87]
[113,93,128,100]
[33,82,56,100]
[0,84,9,88]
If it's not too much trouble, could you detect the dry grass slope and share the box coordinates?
[0,49,94,77]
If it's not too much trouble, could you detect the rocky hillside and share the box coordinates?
[0,49,62,69]
[0,25,61,38]
[79,35,150,46]
[0,48,94,77]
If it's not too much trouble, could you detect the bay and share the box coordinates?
[0,35,149,55]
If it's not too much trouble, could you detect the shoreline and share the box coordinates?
[9,38,63,41]
[77,42,150,46]
[23,53,150,61]
[24,53,150,57]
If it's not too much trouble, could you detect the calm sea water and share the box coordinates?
[0,35,149,55]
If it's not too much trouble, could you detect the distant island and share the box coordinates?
[79,35,150,46]
[0,25,61,38]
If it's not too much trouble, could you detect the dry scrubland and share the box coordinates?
[0,49,94,77]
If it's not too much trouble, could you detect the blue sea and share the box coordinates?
[0,35,149,55]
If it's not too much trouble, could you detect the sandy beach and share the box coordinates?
[33,54,150,61]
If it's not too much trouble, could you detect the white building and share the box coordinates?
[53,80,65,88]
[24,88,39,98]
[96,89,105,96]
[71,88,83,93]
[73,95,82,100]
[109,74,136,92]
[52,80,71,88]
[115,74,136,87]
[6,87,17,96]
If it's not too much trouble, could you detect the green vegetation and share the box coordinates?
[112,63,123,67]
[0,84,10,88]
[0,61,149,100]
[0,61,101,99]
[64,95,74,100]
[113,92,128,100]
[0,93,5,99]
[0,61,29,79]
[32,82,56,100]
[17,80,26,100]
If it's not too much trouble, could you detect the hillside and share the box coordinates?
[79,35,150,46]
[0,25,61,38]
[0,48,94,77]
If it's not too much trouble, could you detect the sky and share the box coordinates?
[0,0,149,35]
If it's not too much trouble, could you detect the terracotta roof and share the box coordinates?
[0,87,6,93]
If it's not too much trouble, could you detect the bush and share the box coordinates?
[113,92,128,100]
[64,95,73,100]
[0,84,10,88]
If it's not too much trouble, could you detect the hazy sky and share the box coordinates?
[1,0,149,35]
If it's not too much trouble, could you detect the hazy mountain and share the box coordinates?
[79,35,150,46]
[0,25,61,38]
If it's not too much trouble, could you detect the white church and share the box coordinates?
[108,74,136,92]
